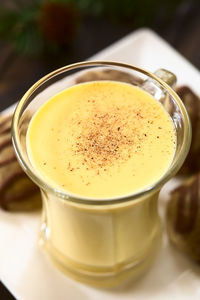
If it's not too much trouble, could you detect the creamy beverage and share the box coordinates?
[26,80,176,286]
[27,81,176,198]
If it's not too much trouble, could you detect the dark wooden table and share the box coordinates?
[0,1,200,299]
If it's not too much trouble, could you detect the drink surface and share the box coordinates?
[27,81,176,199]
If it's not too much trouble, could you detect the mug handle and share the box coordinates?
[142,69,177,100]
[154,69,177,88]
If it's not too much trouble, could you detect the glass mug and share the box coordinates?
[12,61,191,287]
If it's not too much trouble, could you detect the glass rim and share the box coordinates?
[12,60,192,206]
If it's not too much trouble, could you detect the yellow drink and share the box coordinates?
[27,81,175,198]
[26,80,176,286]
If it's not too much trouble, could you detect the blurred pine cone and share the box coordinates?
[39,2,79,45]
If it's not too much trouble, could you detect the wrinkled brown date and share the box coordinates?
[166,173,200,263]
[176,86,200,175]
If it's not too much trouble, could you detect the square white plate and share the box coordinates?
[1,28,200,300]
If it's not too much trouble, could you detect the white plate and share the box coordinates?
[1,28,200,300]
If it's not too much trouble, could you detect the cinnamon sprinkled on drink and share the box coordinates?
[68,105,147,172]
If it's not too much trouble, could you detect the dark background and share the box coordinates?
[0,0,200,299]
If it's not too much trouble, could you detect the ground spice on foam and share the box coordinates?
[68,103,145,173]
